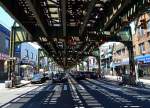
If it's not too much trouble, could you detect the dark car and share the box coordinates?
[52,73,68,83]
[43,72,50,80]
[74,72,85,80]
[89,72,97,79]
[31,74,45,84]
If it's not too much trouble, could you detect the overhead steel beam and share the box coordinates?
[60,0,67,66]
[103,0,131,30]
[79,0,97,36]
[0,0,34,40]
[61,0,66,37]
[26,0,58,56]
[26,0,48,36]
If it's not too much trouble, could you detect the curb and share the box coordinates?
[16,82,31,88]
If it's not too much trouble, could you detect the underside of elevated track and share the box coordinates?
[0,0,150,69]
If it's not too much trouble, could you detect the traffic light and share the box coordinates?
[140,19,147,29]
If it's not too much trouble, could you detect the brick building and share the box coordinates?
[113,13,150,77]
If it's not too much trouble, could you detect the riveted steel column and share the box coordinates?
[123,26,136,85]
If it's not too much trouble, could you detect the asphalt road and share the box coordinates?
[1,77,150,108]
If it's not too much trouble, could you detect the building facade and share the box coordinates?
[0,24,10,80]
[18,42,39,80]
[100,44,113,75]
[113,13,150,77]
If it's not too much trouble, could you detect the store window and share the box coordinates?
[139,43,145,54]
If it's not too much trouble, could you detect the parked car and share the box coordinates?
[43,71,52,80]
[31,73,45,84]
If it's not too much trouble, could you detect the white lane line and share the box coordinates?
[53,85,60,91]
[78,84,85,90]
[64,85,67,91]
[68,79,76,91]
[1,103,10,108]
[12,98,21,102]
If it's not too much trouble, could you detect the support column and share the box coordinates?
[96,57,101,78]
[127,41,136,85]
[8,26,16,81]
[122,26,136,85]
[87,58,90,72]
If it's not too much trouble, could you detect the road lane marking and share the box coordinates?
[12,98,21,102]
[1,103,10,108]
[78,84,85,90]
[53,85,62,92]
[64,85,67,91]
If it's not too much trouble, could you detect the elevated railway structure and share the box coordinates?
[1,0,150,84]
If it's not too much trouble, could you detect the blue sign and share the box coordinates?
[15,44,21,53]
[136,54,150,63]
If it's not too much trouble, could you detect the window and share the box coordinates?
[139,27,145,37]
[122,48,125,55]
[147,21,150,32]
[117,50,121,55]
[5,39,9,49]
[133,46,136,55]
[148,40,150,52]
[31,52,33,59]
[139,43,145,54]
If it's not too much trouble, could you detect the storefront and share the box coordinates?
[114,54,150,77]
[135,54,150,77]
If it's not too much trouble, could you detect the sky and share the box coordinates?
[0,6,41,49]
[0,7,14,30]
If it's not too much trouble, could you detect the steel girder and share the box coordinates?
[0,0,150,68]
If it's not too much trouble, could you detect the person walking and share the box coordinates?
[11,73,16,87]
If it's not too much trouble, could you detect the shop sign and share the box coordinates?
[145,57,150,63]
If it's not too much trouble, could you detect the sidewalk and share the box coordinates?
[0,80,38,107]
[105,75,150,85]
[0,80,30,90]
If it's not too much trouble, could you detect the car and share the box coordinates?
[43,72,51,80]
[52,73,68,83]
[73,72,85,80]
[31,73,45,84]
[89,72,98,79]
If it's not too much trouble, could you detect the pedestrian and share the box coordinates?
[11,73,16,87]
